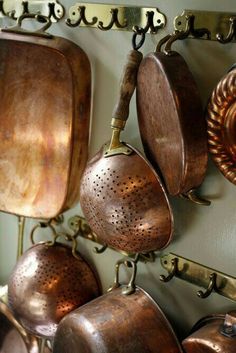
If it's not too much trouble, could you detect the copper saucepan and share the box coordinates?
[182,311,236,352]
[53,258,183,353]
[136,22,210,205]
[80,48,173,254]
[7,225,101,339]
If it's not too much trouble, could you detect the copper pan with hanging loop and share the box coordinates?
[136,17,210,206]
[79,34,173,254]
[53,256,183,353]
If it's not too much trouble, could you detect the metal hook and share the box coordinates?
[164,15,210,55]
[93,244,108,254]
[160,258,178,282]
[98,8,127,31]
[217,16,236,44]
[48,2,64,21]
[180,189,211,206]
[66,6,97,27]
[0,0,17,19]
[156,34,172,52]
[197,273,217,298]
[133,11,163,35]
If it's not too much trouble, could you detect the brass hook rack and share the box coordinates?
[174,10,236,43]
[66,3,166,33]
[0,0,64,22]
[68,215,156,263]
[161,253,236,302]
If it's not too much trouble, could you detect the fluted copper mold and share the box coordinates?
[53,286,183,353]
[7,242,100,339]
[207,68,236,184]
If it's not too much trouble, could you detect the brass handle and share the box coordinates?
[2,13,53,38]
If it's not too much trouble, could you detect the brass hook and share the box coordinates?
[133,11,163,35]
[160,258,178,282]
[164,15,210,55]
[180,189,211,206]
[0,0,17,19]
[66,6,98,27]
[48,2,64,21]
[98,8,127,31]
[197,273,217,298]
[217,16,236,44]
[93,244,108,254]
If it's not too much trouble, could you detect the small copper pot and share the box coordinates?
[183,311,236,352]
[7,242,101,339]
[53,258,182,353]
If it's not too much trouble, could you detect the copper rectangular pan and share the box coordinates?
[0,30,91,219]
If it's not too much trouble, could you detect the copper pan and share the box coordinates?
[7,230,101,339]
[182,311,236,352]
[136,28,209,205]
[80,48,173,254]
[0,14,91,219]
[53,258,183,353]
[207,67,236,184]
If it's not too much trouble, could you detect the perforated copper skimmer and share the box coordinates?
[80,49,173,254]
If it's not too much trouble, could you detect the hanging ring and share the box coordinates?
[30,222,57,246]
[98,8,127,31]
[216,16,236,44]
[132,31,146,51]
[197,273,217,299]
[160,258,178,282]
[107,257,138,295]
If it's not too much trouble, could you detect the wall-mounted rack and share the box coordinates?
[174,10,236,43]
[66,3,166,33]
[160,253,236,302]
[0,0,64,22]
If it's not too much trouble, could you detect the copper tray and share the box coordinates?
[0,30,91,218]
[207,67,236,184]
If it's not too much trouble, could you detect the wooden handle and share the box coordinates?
[112,50,143,129]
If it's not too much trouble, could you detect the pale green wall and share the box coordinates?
[1,0,236,339]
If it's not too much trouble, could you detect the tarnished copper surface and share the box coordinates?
[183,312,236,352]
[207,68,236,184]
[80,143,173,253]
[8,242,100,339]
[0,31,91,218]
[0,301,39,353]
[136,51,208,196]
[80,49,173,254]
[53,286,183,353]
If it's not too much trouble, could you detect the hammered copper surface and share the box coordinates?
[0,301,39,353]
[207,68,236,184]
[0,31,91,218]
[136,51,208,196]
[8,243,100,339]
[53,286,183,353]
[183,313,236,352]
[80,143,173,253]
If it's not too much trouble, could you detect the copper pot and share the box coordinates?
[53,259,183,353]
[182,311,236,352]
[7,241,101,339]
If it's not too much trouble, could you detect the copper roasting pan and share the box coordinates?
[0,29,91,219]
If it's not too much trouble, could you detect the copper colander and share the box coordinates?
[80,49,173,254]
[7,242,100,339]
